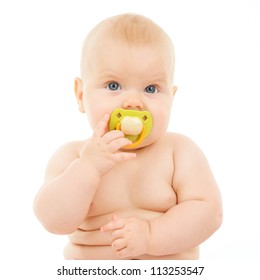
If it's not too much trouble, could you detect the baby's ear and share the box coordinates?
[172,86,177,96]
[74,78,85,113]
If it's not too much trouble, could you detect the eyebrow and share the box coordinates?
[145,72,170,84]
[96,68,170,85]
[96,70,121,80]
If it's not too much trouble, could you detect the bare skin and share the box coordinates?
[34,14,222,260]
[35,123,221,259]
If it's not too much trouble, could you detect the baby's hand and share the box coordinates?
[79,114,136,176]
[101,215,151,258]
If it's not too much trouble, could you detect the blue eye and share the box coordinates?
[107,82,121,91]
[145,85,158,94]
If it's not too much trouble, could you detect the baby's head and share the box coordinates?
[75,14,177,149]
[80,13,175,82]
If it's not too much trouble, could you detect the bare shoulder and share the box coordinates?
[44,140,85,183]
[165,132,210,171]
[165,132,219,197]
[163,132,204,155]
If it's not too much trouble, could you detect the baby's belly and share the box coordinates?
[63,208,199,260]
[64,243,199,260]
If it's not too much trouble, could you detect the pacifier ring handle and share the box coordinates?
[116,123,146,149]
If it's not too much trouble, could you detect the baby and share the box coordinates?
[34,13,222,260]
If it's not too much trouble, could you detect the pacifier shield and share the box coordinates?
[109,108,153,148]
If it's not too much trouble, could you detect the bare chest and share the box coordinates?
[87,147,176,216]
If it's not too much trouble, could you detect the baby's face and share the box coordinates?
[79,36,176,149]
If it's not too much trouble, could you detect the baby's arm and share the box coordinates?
[148,135,223,256]
[33,114,135,234]
[102,135,222,258]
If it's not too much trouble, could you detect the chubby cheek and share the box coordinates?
[152,120,168,138]
[85,109,106,130]
[151,109,171,135]
[82,96,102,128]
[84,103,114,131]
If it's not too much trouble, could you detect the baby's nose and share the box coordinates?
[122,94,144,110]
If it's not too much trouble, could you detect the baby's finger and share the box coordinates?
[101,217,125,232]
[102,130,125,144]
[108,137,133,153]
[116,247,130,259]
[93,114,110,138]
[112,238,127,251]
[112,152,136,162]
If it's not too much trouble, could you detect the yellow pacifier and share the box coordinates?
[109,108,153,149]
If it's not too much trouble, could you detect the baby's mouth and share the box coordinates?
[108,108,153,149]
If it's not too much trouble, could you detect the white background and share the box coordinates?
[0,0,259,277]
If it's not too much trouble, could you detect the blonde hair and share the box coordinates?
[81,13,174,79]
